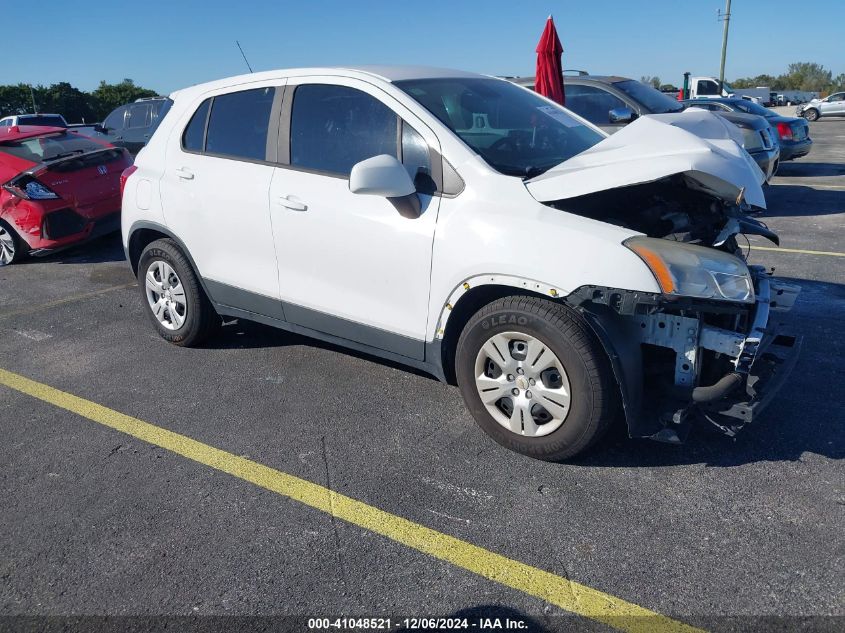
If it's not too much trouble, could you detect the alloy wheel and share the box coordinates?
[145,260,187,330]
[0,226,16,266]
[473,331,571,437]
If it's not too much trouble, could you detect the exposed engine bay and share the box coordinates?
[548,175,779,253]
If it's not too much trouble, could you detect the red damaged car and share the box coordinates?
[0,126,131,266]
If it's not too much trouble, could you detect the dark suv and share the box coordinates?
[512,74,780,181]
[93,97,172,155]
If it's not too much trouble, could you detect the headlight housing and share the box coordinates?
[625,236,755,303]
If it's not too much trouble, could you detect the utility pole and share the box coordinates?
[718,0,732,91]
[29,85,38,113]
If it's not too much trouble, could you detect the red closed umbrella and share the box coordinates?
[535,15,565,105]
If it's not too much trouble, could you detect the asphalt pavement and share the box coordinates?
[0,119,843,633]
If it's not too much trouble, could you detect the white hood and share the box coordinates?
[526,109,767,209]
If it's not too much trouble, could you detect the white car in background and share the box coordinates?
[797,92,845,121]
[121,66,800,460]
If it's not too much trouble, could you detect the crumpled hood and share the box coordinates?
[526,109,767,208]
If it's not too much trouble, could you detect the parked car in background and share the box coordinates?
[0,126,131,265]
[512,75,780,181]
[682,98,812,161]
[122,66,800,460]
[90,97,172,155]
[0,113,68,128]
[797,92,845,121]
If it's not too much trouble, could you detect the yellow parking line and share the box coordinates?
[0,283,136,319]
[751,245,845,258]
[0,367,702,633]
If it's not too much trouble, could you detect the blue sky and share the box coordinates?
[4,0,843,93]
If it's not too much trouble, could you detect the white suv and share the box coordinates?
[122,66,801,460]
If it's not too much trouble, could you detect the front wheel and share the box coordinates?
[802,108,819,122]
[138,239,219,346]
[455,296,617,461]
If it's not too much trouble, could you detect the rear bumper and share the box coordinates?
[779,138,812,161]
[28,211,120,256]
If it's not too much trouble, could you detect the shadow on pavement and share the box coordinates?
[763,184,845,217]
[21,232,126,266]
[775,162,845,178]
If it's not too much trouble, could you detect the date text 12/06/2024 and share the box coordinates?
[307,617,529,630]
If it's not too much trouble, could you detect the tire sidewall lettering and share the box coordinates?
[480,313,531,330]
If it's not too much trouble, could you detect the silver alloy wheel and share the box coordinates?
[145,260,187,330]
[474,331,571,437]
[0,226,16,266]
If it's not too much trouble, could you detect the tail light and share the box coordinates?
[776,122,793,141]
[2,174,60,200]
[120,165,138,198]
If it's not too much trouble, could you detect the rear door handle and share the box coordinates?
[276,195,307,211]
[174,167,194,180]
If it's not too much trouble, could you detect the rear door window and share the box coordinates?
[205,87,275,161]
[289,84,398,176]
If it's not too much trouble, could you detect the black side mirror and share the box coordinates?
[608,107,635,124]
[94,124,108,133]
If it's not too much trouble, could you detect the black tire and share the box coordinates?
[0,219,27,266]
[137,238,219,346]
[455,296,617,461]
[802,108,819,122]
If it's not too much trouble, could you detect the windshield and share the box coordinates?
[395,78,603,178]
[0,131,105,162]
[613,79,683,114]
[731,100,775,117]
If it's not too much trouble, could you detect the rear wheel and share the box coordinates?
[138,239,219,346]
[0,220,26,267]
[802,108,819,122]
[455,296,617,461]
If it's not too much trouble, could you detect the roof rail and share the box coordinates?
[134,96,166,102]
[563,69,589,76]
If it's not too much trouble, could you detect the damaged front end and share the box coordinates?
[565,270,801,442]
[528,110,802,441]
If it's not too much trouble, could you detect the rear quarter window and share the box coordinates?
[182,99,211,152]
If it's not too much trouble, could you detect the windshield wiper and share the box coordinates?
[42,150,85,162]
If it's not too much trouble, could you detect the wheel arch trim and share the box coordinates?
[126,220,214,300]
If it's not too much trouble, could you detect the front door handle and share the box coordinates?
[174,167,194,180]
[276,195,307,211]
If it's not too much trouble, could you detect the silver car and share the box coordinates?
[797,92,845,121]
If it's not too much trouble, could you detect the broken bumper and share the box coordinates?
[693,272,802,435]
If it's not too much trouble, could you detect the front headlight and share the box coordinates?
[625,236,755,303]
[741,127,763,151]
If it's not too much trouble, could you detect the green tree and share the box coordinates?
[91,79,158,119]
[640,75,661,90]
[0,83,37,117]
[38,82,97,123]
[780,62,832,91]
[831,73,845,91]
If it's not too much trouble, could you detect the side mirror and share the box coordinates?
[94,124,108,133]
[349,154,421,219]
[608,107,635,124]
